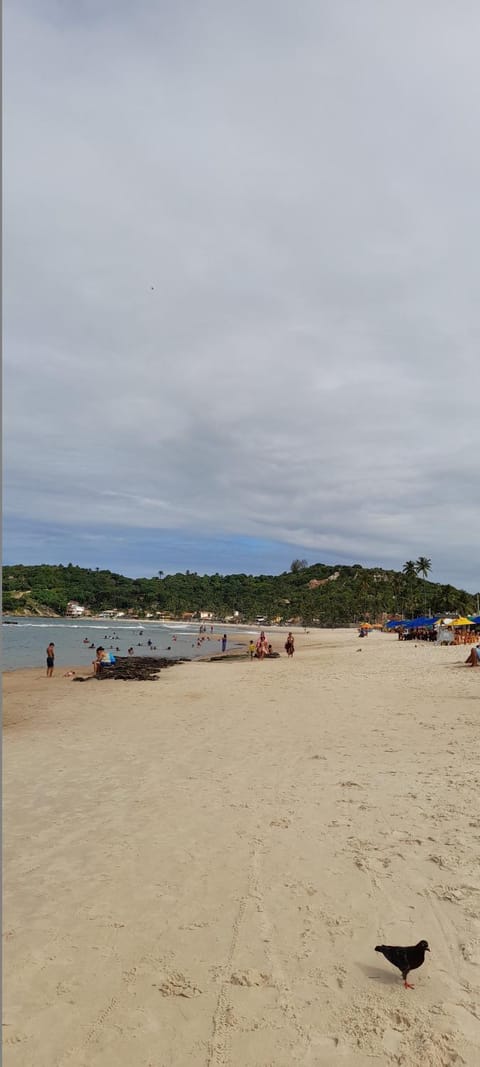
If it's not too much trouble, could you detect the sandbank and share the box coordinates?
[3,629,480,1065]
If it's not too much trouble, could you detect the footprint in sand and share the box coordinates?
[460,940,480,965]
[229,970,272,987]
[153,972,202,997]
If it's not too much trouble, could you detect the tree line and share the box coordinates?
[2,559,477,625]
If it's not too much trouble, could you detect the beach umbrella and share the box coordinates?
[471,615,480,625]
[451,617,473,627]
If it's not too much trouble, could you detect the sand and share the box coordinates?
[3,629,480,1066]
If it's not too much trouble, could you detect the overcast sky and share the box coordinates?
[4,1,479,589]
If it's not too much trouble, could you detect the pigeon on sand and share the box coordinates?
[375,940,430,988]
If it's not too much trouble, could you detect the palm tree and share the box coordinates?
[402,561,417,616]
[415,557,431,580]
[415,557,432,615]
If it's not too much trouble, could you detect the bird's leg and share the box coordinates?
[403,979,414,989]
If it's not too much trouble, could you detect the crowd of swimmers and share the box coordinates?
[79,628,228,666]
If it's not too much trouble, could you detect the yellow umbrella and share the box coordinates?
[359,622,372,628]
[451,617,473,627]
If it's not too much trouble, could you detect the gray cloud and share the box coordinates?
[4,1,480,588]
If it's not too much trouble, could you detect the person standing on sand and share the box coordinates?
[285,632,295,657]
[46,642,55,678]
[248,639,256,659]
[222,634,227,652]
[256,631,269,660]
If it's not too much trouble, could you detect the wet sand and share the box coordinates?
[3,630,480,1065]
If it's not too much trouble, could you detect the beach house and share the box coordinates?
[65,601,86,617]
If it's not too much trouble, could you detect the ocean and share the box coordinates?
[1,618,248,671]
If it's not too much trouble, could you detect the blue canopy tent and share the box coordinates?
[386,615,442,630]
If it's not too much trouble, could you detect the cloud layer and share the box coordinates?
[4,2,480,587]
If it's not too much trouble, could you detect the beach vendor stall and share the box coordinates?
[450,618,476,644]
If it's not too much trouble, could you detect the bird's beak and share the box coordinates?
[426,946,430,951]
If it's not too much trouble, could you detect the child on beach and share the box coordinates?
[248,640,256,659]
[46,642,55,678]
[285,633,295,657]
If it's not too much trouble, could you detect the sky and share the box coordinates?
[4,1,479,590]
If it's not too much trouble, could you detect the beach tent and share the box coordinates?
[401,616,437,629]
[471,615,480,625]
[385,619,405,629]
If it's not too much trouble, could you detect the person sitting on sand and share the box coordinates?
[93,647,105,674]
[465,645,480,667]
[92,647,114,675]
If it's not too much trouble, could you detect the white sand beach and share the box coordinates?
[3,630,480,1066]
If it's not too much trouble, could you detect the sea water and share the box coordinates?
[1,618,246,671]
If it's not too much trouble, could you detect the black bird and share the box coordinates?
[375,940,430,988]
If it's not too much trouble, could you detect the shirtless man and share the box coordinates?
[46,642,55,678]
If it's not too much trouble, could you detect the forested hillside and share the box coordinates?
[2,561,477,626]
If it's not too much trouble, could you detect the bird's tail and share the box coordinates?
[375,945,384,953]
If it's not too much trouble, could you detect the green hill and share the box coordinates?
[2,561,477,626]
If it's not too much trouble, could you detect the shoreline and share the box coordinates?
[1,623,311,674]
[3,624,473,675]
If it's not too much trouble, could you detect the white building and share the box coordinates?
[66,601,86,617]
